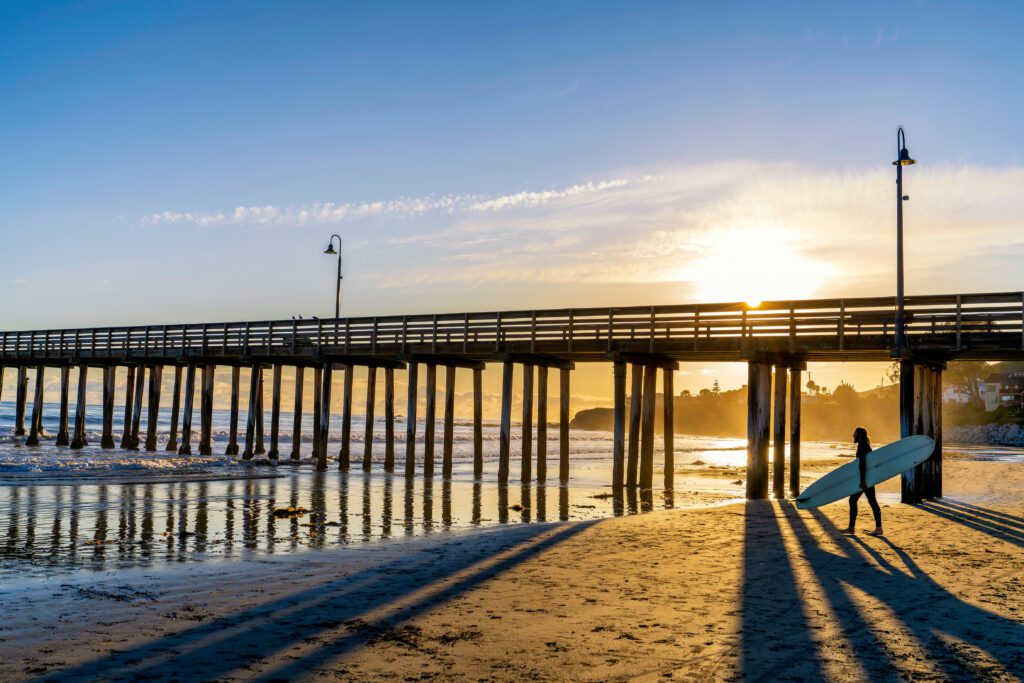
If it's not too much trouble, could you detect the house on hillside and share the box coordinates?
[981,372,1024,413]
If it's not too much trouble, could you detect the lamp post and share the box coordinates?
[893,128,916,356]
[324,234,342,318]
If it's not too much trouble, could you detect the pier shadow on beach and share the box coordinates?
[33,518,598,682]
[740,499,1024,681]
[917,498,1024,548]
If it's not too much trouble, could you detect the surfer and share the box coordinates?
[838,427,883,536]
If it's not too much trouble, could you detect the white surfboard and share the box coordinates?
[795,435,935,510]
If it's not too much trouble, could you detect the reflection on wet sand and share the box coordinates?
[0,471,681,580]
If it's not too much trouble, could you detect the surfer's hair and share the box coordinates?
[853,427,870,444]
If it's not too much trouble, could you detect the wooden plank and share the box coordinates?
[788,367,802,498]
[364,366,377,471]
[424,364,437,477]
[612,361,626,489]
[746,362,771,499]
[521,363,534,483]
[638,364,657,489]
[340,364,353,469]
[166,366,182,452]
[145,365,163,451]
[58,365,72,446]
[242,364,259,459]
[317,362,332,471]
[536,366,548,483]
[290,366,304,460]
[626,364,642,487]
[384,367,396,472]
[473,367,483,479]
[498,361,513,483]
[268,364,282,459]
[663,366,674,492]
[772,364,787,499]
[405,363,418,477]
[443,365,456,478]
[226,366,240,456]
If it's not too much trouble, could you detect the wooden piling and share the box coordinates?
[560,368,570,484]
[57,365,72,446]
[100,366,114,448]
[166,366,182,452]
[663,367,674,491]
[932,369,943,498]
[498,361,513,483]
[424,364,437,477]
[317,363,332,471]
[129,365,146,450]
[443,365,455,478]
[384,367,395,472]
[119,366,135,449]
[26,365,44,446]
[536,366,548,483]
[899,359,919,503]
[772,365,787,499]
[405,363,418,477]
[254,367,265,455]
[364,366,377,471]
[226,366,240,456]
[340,364,353,469]
[638,364,656,489]
[290,366,304,460]
[788,367,802,498]
[612,361,626,489]
[919,366,935,500]
[312,366,322,462]
[242,364,259,460]
[70,364,88,450]
[626,364,642,487]
[521,364,534,483]
[268,364,282,459]
[473,367,483,479]
[178,365,196,455]
[746,362,772,499]
[145,365,162,452]
[14,366,27,436]
[199,365,214,455]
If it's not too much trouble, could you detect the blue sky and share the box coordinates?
[2,1,1023,393]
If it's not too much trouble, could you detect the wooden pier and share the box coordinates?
[3,291,1023,503]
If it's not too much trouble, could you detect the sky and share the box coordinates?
[2,1,1023,398]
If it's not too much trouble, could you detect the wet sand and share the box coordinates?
[1,460,1022,681]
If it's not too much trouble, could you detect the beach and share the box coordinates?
[1,458,1021,681]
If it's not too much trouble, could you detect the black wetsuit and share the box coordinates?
[849,441,882,528]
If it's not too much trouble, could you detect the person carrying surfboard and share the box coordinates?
[837,427,883,536]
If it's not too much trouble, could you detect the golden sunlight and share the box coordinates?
[679,226,831,303]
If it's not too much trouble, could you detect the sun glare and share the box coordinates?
[680,226,830,304]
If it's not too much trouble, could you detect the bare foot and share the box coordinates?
[866,528,884,537]
[837,527,855,534]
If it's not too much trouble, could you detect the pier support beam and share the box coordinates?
[443,366,455,478]
[254,368,265,455]
[424,364,437,477]
[639,364,657,490]
[473,367,483,479]
[129,365,146,450]
[226,366,240,456]
[405,363,418,477]
[268,364,282,460]
[612,362,626,489]
[199,365,214,455]
[317,363,332,472]
[900,360,944,504]
[498,361,513,483]
[312,366,322,462]
[537,366,548,483]
[384,367,395,471]
[364,366,377,471]
[70,364,88,450]
[789,367,802,498]
[746,362,772,499]
[178,365,196,455]
[58,366,72,446]
[119,366,135,449]
[626,364,642,487]
[772,365,787,499]
[166,366,182,452]
[14,367,28,436]
[290,366,304,460]
[242,364,259,460]
[663,367,674,491]
[26,366,44,446]
[99,366,114,449]
[521,364,534,482]
[339,364,353,469]
[145,365,163,452]
[560,367,570,483]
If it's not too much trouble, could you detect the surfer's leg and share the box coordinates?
[840,492,862,533]
[865,487,882,534]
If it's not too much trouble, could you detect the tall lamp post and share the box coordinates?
[324,234,343,318]
[893,128,916,356]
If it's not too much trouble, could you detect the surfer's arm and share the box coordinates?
[858,454,867,489]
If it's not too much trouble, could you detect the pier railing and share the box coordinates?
[3,291,1023,362]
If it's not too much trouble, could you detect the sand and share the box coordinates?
[1,460,1021,682]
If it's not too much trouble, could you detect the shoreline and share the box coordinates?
[1,459,1021,680]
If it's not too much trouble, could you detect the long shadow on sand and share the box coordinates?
[39,520,597,682]
[918,498,1024,548]
[783,504,1024,680]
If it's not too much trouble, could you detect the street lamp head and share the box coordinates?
[324,243,336,255]
[895,147,916,166]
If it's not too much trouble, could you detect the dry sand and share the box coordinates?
[1,460,1021,682]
